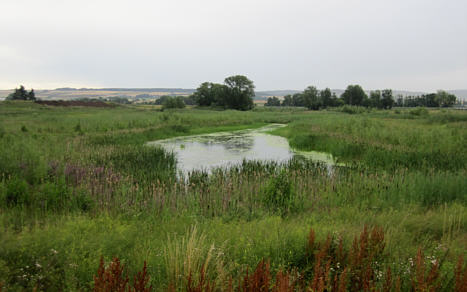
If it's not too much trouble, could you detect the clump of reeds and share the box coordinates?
[164,226,229,290]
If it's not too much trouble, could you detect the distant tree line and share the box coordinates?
[154,95,194,106]
[191,75,255,110]
[75,96,132,104]
[265,85,457,109]
[395,91,457,108]
[6,85,36,101]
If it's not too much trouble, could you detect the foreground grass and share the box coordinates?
[0,102,466,291]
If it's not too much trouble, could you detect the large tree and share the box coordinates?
[223,75,255,110]
[369,90,382,108]
[381,89,394,109]
[281,95,293,106]
[192,82,226,106]
[341,84,367,106]
[303,86,320,110]
[436,90,457,107]
[320,88,333,108]
[292,93,305,107]
[265,96,281,106]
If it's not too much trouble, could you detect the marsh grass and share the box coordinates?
[0,102,465,290]
[92,226,467,291]
[164,226,229,290]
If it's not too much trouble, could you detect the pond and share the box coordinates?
[147,124,337,174]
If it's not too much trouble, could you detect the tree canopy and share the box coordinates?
[192,75,255,110]
[265,96,281,106]
[162,96,186,110]
[6,85,36,101]
[341,85,367,106]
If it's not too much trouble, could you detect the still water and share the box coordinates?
[147,124,336,174]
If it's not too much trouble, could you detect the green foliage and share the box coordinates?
[263,171,297,215]
[102,145,177,182]
[280,87,340,108]
[336,105,369,114]
[397,91,457,108]
[3,177,29,207]
[436,90,457,107]
[302,86,320,110]
[193,75,255,110]
[162,96,185,110]
[0,103,465,290]
[341,84,368,106]
[74,123,82,133]
[381,89,394,109]
[6,85,36,101]
[192,82,227,106]
[409,107,429,116]
[265,96,281,106]
[222,75,255,110]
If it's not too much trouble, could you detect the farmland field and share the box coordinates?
[0,101,466,291]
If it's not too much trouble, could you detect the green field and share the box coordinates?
[0,101,466,291]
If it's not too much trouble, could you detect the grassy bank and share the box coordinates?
[0,102,465,291]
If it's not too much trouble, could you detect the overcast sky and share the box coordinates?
[1,0,466,91]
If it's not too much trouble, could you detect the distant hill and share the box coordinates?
[0,88,196,100]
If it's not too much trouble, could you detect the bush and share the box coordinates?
[3,177,29,207]
[162,96,186,110]
[263,171,296,215]
[336,105,368,114]
[409,107,429,116]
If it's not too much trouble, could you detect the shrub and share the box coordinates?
[336,105,368,114]
[3,177,29,207]
[263,171,296,215]
[409,107,429,116]
[162,97,186,110]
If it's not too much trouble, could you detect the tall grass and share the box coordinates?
[0,102,465,290]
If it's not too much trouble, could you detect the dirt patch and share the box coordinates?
[35,100,115,107]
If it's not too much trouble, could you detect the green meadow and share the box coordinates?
[0,101,465,291]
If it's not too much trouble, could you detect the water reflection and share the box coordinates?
[147,124,337,174]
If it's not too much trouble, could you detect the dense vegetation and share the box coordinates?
[266,86,457,110]
[0,101,465,291]
[191,75,255,110]
[5,85,36,101]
